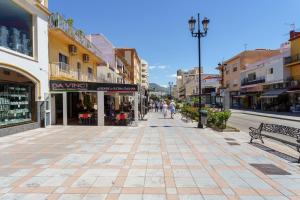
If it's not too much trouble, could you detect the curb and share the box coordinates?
[240,112,300,123]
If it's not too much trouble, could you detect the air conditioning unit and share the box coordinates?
[68,45,77,55]
[83,54,89,63]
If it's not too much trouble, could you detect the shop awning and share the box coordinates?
[286,89,300,93]
[260,89,287,98]
[233,95,246,98]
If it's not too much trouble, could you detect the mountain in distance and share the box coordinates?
[149,83,168,93]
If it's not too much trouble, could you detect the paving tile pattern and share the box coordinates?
[0,113,299,199]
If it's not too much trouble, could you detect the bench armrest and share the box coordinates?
[249,127,259,132]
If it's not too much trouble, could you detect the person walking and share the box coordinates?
[162,101,168,118]
[154,101,159,112]
[169,100,176,119]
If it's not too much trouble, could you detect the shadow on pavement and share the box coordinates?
[250,142,299,164]
[148,125,197,129]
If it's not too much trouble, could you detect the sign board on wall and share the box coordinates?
[50,81,138,92]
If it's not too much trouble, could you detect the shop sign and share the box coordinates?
[50,81,138,92]
[50,82,88,91]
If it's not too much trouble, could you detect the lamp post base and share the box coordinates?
[197,122,204,128]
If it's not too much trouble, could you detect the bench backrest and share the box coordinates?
[262,123,300,139]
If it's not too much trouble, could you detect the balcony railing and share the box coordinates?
[35,0,48,7]
[241,77,265,86]
[284,53,300,65]
[49,62,96,82]
[49,13,105,60]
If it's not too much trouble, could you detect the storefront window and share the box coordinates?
[0,0,33,56]
[0,83,34,127]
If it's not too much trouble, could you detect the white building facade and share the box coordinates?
[87,34,122,84]
[239,43,291,110]
[141,59,149,89]
[0,0,50,134]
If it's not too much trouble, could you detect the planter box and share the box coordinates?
[207,124,240,132]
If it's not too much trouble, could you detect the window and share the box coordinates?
[77,62,81,80]
[248,73,256,81]
[59,53,69,71]
[0,0,33,56]
[88,67,93,80]
[0,80,34,127]
[233,79,238,86]
[233,67,238,72]
[226,70,229,74]
[269,68,273,74]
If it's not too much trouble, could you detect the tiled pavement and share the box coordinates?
[0,113,300,200]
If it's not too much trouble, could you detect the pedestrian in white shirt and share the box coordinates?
[162,101,168,118]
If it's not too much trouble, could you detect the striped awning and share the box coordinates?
[260,89,287,98]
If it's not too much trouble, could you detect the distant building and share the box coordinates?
[175,67,220,104]
[115,48,141,85]
[87,34,122,84]
[141,59,149,89]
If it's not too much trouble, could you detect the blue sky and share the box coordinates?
[50,0,300,87]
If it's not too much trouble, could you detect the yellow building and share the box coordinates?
[48,13,105,126]
[48,13,103,82]
[115,48,141,85]
[47,13,139,126]
[285,31,300,80]
[284,31,300,112]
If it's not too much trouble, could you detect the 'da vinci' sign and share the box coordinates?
[50,81,138,92]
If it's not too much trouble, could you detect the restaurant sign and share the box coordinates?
[50,81,138,92]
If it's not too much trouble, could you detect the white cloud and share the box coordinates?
[167,74,177,78]
[149,66,157,70]
[160,84,167,88]
[149,64,169,70]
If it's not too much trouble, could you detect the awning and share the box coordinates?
[260,89,287,98]
[286,89,300,93]
[233,95,246,98]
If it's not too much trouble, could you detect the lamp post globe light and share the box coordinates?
[188,13,210,129]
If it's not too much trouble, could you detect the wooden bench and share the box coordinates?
[249,123,300,163]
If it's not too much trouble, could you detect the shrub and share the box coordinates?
[180,105,232,129]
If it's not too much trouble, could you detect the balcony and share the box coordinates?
[49,62,96,82]
[288,75,300,90]
[241,77,265,86]
[284,53,300,65]
[35,0,48,7]
[49,13,105,60]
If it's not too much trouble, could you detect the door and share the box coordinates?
[44,93,51,127]
[51,93,63,125]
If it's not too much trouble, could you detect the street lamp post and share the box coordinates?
[168,81,173,99]
[218,62,227,111]
[188,13,210,128]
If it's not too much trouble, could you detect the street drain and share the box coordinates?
[227,142,240,145]
[250,164,291,175]
[225,138,235,141]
